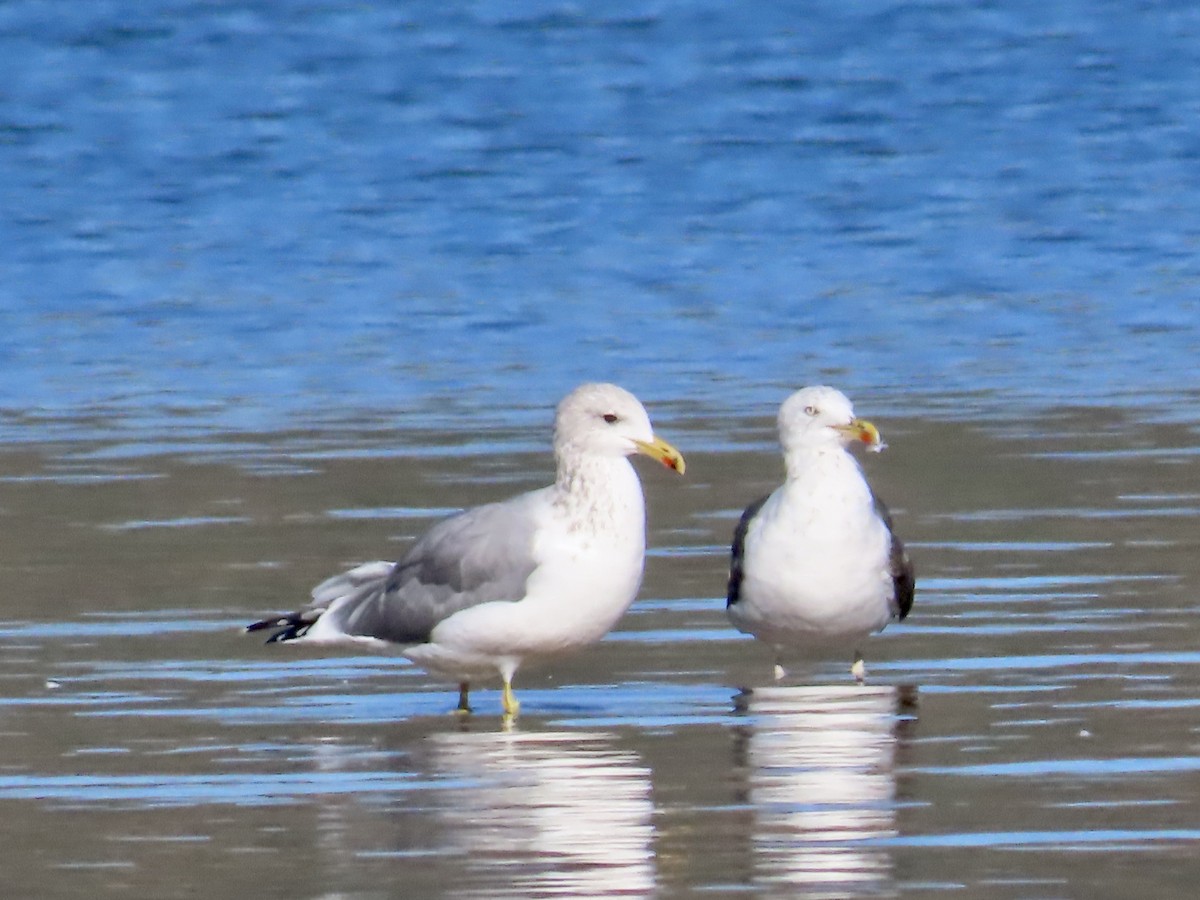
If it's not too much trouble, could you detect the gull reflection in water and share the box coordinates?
[428,729,656,898]
[733,684,915,899]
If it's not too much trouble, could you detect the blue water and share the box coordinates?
[7,9,1200,897]
[3,0,1200,447]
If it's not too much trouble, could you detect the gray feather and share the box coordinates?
[264,493,545,645]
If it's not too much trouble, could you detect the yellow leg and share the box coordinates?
[851,652,866,684]
[501,677,520,717]
[455,682,472,715]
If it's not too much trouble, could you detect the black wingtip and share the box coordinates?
[887,532,915,621]
[245,615,309,643]
[873,492,916,621]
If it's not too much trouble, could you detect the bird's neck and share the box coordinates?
[783,446,872,504]
[553,453,645,532]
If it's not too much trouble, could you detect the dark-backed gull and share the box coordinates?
[727,385,913,681]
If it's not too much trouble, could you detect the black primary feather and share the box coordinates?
[727,493,770,608]
[872,494,915,620]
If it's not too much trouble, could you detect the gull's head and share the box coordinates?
[777,385,884,456]
[554,383,685,474]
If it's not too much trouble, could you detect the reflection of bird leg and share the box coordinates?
[455,682,472,715]
[501,678,521,717]
[732,688,754,715]
[851,651,866,684]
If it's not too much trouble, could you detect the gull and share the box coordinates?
[726,386,913,681]
[247,383,685,717]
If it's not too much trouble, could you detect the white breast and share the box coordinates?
[427,457,647,663]
[730,454,895,646]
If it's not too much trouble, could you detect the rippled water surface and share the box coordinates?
[4,405,1200,898]
[4,0,1200,898]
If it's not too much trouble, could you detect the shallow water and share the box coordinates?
[5,0,1200,897]
[3,402,1200,899]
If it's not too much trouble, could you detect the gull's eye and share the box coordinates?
[803,405,817,417]
[602,413,619,424]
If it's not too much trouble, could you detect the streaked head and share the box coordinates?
[777,385,884,456]
[554,383,685,473]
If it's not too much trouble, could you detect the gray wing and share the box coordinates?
[727,493,771,609]
[872,493,915,621]
[324,491,545,643]
[247,492,545,646]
